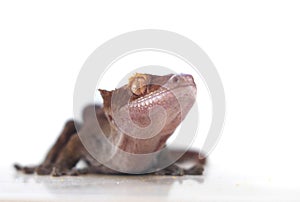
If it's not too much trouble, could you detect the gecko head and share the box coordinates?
[99,73,197,140]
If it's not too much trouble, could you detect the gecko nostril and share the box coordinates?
[183,74,194,84]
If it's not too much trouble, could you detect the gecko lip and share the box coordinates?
[129,89,171,109]
[128,84,196,110]
[127,74,196,112]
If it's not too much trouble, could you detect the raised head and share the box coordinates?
[99,73,197,153]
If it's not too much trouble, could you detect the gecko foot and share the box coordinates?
[154,164,184,176]
[36,164,53,175]
[183,164,204,175]
[14,163,54,175]
[51,167,90,177]
[14,164,36,174]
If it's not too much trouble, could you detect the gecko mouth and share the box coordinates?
[129,88,172,109]
[127,74,196,111]
[128,84,195,110]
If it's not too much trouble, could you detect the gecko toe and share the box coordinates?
[14,163,35,174]
[36,165,53,175]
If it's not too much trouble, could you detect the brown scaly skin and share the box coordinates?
[14,73,206,176]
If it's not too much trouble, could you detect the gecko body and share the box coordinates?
[15,73,205,176]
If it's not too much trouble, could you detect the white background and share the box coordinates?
[0,0,300,194]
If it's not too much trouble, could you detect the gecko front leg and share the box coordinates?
[50,134,86,176]
[14,120,80,175]
[154,150,206,176]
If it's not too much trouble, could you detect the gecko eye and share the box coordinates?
[172,76,179,83]
[128,73,149,96]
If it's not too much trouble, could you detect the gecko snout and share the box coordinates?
[169,74,195,87]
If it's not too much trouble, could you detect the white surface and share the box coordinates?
[1,0,300,201]
[1,163,299,202]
